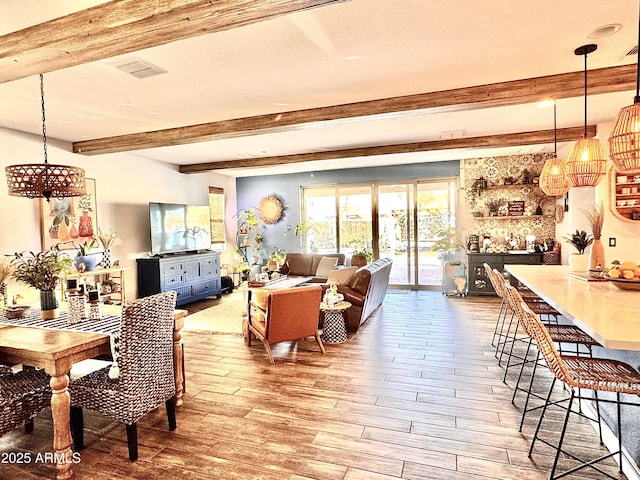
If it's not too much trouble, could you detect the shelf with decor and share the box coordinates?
[60,267,129,305]
[474,215,544,220]
[609,168,640,222]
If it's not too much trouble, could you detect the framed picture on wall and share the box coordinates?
[40,177,98,251]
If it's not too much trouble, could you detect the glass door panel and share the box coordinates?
[338,185,372,256]
[377,184,415,285]
[303,187,337,253]
[417,180,456,286]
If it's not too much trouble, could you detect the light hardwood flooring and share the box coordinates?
[0,291,624,479]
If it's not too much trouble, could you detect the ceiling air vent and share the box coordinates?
[625,45,638,57]
[113,58,167,79]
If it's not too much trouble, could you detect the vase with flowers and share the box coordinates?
[97,228,119,268]
[11,249,73,319]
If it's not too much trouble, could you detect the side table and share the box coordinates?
[320,301,351,344]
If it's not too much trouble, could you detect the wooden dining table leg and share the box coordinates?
[50,373,74,480]
[173,328,185,406]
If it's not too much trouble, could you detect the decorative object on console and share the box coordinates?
[565,44,607,188]
[10,249,73,319]
[74,239,98,272]
[5,74,86,202]
[582,202,605,269]
[97,228,119,268]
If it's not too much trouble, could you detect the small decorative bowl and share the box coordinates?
[608,278,640,291]
[4,305,32,319]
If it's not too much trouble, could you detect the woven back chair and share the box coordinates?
[246,285,325,364]
[1,366,51,437]
[483,264,508,348]
[70,291,177,461]
[520,301,640,480]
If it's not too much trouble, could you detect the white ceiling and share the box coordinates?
[0,0,638,177]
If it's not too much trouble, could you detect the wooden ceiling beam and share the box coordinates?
[74,65,634,156]
[179,125,595,172]
[0,0,348,84]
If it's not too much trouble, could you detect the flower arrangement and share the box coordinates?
[0,256,13,285]
[97,228,119,250]
[485,198,506,216]
[581,202,604,240]
[11,249,73,291]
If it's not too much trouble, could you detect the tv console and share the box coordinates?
[137,251,221,306]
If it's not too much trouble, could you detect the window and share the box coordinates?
[208,186,225,249]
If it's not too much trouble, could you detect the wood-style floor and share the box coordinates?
[1,291,623,479]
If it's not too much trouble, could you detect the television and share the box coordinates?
[149,202,211,255]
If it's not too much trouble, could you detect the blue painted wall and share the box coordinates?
[236,160,459,261]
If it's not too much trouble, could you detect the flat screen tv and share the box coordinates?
[149,202,211,255]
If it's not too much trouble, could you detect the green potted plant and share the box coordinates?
[74,238,98,272]
[267,247,285,271]
[11,249,73,319]
[351,246,373,268]
[563,230,593,272]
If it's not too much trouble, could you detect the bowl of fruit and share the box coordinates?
[607,261,640,291]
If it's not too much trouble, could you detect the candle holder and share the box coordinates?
[67,293,86,325]
[88,300,101,320]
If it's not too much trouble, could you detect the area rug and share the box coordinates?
[182,289,245,335]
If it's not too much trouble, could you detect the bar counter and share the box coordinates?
[504,264,640,351]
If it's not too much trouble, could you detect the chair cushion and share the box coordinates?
[327,266,357,285]
[315,256,338,278]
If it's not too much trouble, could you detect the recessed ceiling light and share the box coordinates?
[343,55,363,61]
[588,23,622,39]
[121,102,133,107]
[149,111,161,115]
[273,103,289,107]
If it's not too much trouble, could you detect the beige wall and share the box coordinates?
[0,127,237,304]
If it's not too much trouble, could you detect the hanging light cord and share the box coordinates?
[553,101,557,155]
[40,73,48,165]
[583,52,588,139]
[635,0,640,103]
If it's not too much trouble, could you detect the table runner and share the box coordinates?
[0,309,120,335]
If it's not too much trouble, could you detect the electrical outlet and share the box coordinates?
[609,237,616,247]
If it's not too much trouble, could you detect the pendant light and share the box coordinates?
[565,44,608,187]
[539,102,570,196]
[608,1,640,173]
[5,74,86,202]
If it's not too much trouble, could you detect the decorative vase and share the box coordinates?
[568,253,589,273]
[75,255,97,272]
[102,249,111,268]
[70,224,79,239]
[78,211,94,237]
[40,289,59,319]
[589,238,605,270]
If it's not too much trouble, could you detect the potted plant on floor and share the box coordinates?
[11,249,73,319]
[563,230,593,272]
[350,246,373,268]
[431,227,464,262]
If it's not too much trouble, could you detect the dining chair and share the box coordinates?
[520,301,640,480]
[246,284,325,364]
[1,365,51,436]
[69,290,177,461]
[483,263,508,348]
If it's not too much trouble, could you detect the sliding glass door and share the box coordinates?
[301,177,457,289]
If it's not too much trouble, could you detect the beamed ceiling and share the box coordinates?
[0,0,637,177]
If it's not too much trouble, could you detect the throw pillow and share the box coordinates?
[315,256,338,278]
[327,266,357,285]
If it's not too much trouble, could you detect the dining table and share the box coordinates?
[504,264,640,351]
[0,306,187,480]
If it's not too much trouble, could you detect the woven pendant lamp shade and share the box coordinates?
[609,101,640,173]
[539,157,570,196]
[565,138,607,187]
[5,163,86,200]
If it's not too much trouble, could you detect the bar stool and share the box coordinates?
[502,284,600,432]
[520,301,640,480]
[482,263,507,348]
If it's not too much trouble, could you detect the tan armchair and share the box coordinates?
[246,285,325,364]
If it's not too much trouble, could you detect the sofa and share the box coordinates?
[324,257,392,332]
[279,253,346,283]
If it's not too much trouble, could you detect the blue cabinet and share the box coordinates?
[137,252,221,306]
